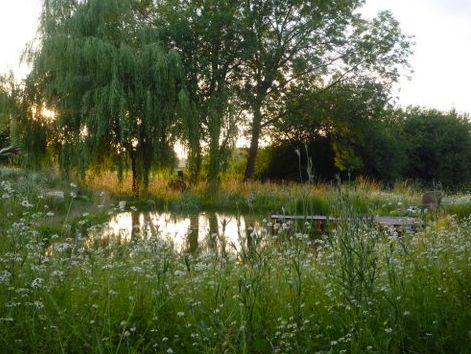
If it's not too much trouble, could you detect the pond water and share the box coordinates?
[88,211,269,253]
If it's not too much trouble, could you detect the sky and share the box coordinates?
[362,0,471,114]
[0,0,470,114]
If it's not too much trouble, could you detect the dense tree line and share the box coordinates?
[260,100,471,189]
[3,0,469,190]
[0,0,412,192]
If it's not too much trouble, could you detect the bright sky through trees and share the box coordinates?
[0,0,470,113]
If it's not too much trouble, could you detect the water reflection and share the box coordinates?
[90,211,264,253]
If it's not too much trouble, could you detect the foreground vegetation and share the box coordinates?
[1,169,470,353]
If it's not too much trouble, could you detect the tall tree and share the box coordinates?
[238,1,413,179]
[25,0,193,194]
[156,0,245,188]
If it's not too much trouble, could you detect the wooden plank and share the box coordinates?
[271,214,421,229]
[373,216,418,227]
[270,215,336,221]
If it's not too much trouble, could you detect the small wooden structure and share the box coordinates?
[271,214,421,232]
[422,191,442,210]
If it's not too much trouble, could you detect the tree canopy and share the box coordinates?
[156,0,247,187]
[403,108,471,188]
[154,0,413,182]
[236,2,413,179]
[24,0,194,193]
[7,0,440,190]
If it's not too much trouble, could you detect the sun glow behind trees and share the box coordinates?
[24,0,197,194]
[6,0,412,190]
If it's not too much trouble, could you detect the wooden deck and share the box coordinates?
[271,214,421,231]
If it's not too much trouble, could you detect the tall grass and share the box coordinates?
[0,169,470,353]
[85,172,423,216]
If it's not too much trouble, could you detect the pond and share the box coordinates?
[87,211,271,254]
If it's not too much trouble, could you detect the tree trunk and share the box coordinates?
[130,150,139,197]
[208,138,220,190]
[207,110,222,190]
[130,211,140,241]
[244,103,263,180]
[188,214,199,254]
[189,146,202,183]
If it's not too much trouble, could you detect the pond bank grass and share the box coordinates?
[0,168,470,352]
[86,172,423,216]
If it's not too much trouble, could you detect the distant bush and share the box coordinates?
[403,108,471,189]
[259,104,471,188]
[259,138,337,182]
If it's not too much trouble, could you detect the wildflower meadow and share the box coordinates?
[0,169,470,353]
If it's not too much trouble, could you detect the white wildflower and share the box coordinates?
[132,266,143,273]
[34,301,44,310]
[0,270,11,284]
[31,277,44,289]
[21,199,33,208]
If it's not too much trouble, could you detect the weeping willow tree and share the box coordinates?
[24,0,195,194]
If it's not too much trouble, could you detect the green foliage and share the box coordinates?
[15,0,414,190]
[268,82,407,183]
[268,100,471,188]
[354,116,408,183]
[403,108,471,189]
[25,0,195,194]
[0,75,19,152]
[238,1,413,179]
[157,0,244,187]
[0,77,11,148]
[223,148,248,180]
[1,171,470,352]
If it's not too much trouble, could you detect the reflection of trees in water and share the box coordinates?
[187,214,199,254]
[143,213,159,238]
[91,211,264,255]
[198,212,231,255]
[207,212,219,251]
[240,214,259,256]
[130,211,140,241]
